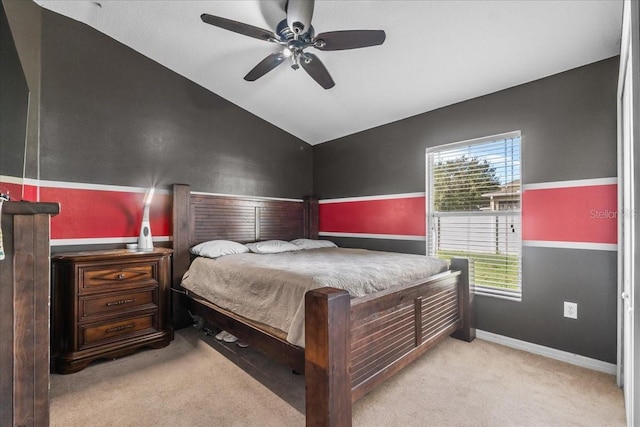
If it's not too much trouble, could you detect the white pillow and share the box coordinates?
[190,240,249,259]
[245,240,301,254]
[290,238,338,250]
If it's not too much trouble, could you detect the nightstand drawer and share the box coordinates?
[80,288,157,319]
[80,313,157,349]
[80,263,157,292]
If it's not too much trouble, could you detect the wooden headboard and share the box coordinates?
[171,184,318,327]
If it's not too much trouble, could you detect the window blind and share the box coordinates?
[427,132,522,300]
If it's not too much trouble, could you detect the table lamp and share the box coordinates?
[137,188,155,251]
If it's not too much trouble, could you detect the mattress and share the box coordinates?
[181,247,449,347]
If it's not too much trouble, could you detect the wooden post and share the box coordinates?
[303,196,319,239]
[0,202,59,426]
[450,258,475,342]
[414,297,423,347]
[171,184,193,329]
[305,288,352,427]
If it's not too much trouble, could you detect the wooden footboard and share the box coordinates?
[305,259,473,427]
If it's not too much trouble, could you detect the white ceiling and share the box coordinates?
[33,0,623,145]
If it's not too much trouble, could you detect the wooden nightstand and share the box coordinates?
[51,248,173,374]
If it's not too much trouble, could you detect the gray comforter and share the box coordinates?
[181,247,448,347]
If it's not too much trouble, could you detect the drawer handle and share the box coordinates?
[106,298,136,307]
[117,273,126,280]
[106,324,135,333]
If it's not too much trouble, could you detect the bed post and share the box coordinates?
[305,288,352,427]
[450,258,475,342]
[303,196,319,239]
[172,184,193,329]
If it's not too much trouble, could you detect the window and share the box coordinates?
[426,131,522,301]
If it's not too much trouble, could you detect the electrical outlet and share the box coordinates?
[564,302,578,319]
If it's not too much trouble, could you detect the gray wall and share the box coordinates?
[0,1,29,180]
[1,0,42,182]
[7,6,312,199]
[314,58,620,363]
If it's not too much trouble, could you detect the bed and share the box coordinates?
[171,184,474,426]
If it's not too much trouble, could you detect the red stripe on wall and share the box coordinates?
[0,182,23,199]
[39,187,171,240]
[319,197,426,236]
[320,184,617,244]
[22,185,38,201]
[522,184,617,244]
[0,181,38,201]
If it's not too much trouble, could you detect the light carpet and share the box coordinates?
[50,327,626,426]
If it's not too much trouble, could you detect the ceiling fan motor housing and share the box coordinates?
[277,19,314,42]
[285,0,314,37]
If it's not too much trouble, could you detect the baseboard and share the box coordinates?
[476,330,617,375]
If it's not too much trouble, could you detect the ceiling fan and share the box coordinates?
[200,0,386,89]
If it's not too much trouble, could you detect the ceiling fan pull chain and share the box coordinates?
[291,53,300,70]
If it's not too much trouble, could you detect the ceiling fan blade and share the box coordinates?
[314,30,386,51]
[300,53,335,89]
[244,52,286,81]
[201,14,278,42]
[286,0,315,36]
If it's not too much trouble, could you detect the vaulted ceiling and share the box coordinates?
[33,0,623,145]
